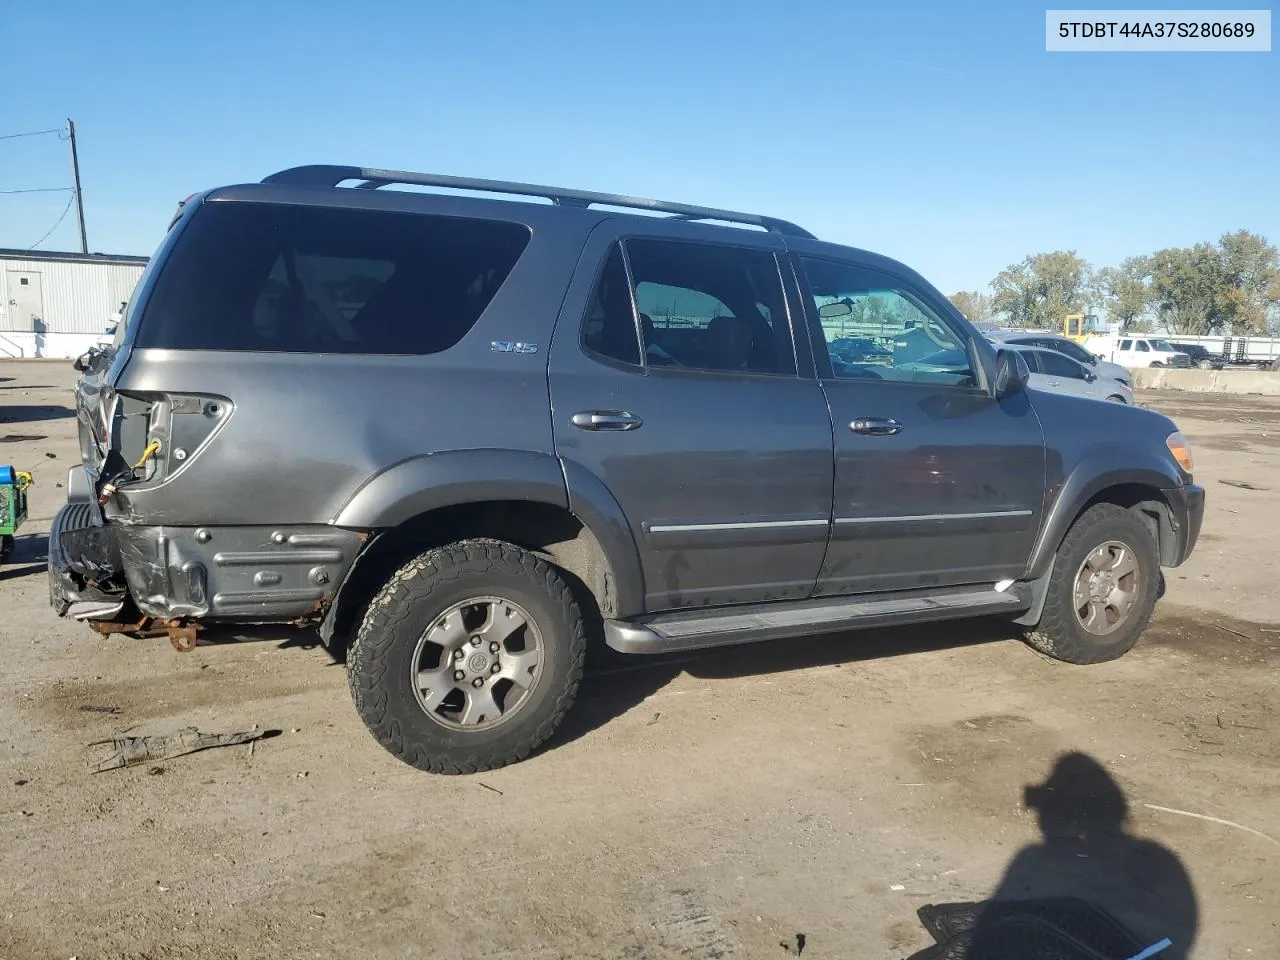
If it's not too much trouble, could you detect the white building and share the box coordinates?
[0,248,147,359]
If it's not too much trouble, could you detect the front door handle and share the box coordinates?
[850,417,903,436]
[572,411,643,431]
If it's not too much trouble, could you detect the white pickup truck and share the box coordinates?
[1085,335,1191,369]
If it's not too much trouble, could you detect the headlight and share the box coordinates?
[1166,431,1194,476]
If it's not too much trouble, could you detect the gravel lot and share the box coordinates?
[1,360,1276,960]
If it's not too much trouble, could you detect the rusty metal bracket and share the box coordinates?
[88,615,200,651]
[167,623,199,652]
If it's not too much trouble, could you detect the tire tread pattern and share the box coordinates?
[347,538,585,774]
[1023,503,1159,665]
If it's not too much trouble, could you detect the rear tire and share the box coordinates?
[1022,503,1159,664]
[1106,395,1127,404]
[1149,362,1164,368]
[347,539,585,774]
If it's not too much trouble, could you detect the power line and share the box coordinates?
[27,193,76,250]
[0,128,63,142]
[0,187,74,195]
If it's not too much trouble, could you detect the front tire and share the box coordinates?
[347,539,585,774]
[1149,361,1164,368]
[1106,394,1127,404]
[1023,503,1159,664]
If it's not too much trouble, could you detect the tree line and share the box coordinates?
[949,230,1280,336]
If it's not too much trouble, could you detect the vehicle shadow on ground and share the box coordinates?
[0,533,49,582]
[0,404,75,423]
[550,618,1014,751]
[900,752,1197,959]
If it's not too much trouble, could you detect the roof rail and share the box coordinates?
[261,165,815,239]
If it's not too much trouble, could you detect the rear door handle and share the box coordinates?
[850,417,903,436]
[572,411,643,431]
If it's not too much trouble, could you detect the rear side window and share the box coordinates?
[581,244,641,366]
[626,239,795,376]
[1038,350,1084,378]
[137,201,531,354]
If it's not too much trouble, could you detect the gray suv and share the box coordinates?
[50,165,1205,773]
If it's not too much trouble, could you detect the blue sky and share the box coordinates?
[2,0,1275,294]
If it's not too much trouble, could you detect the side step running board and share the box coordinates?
[604,585,1029,655]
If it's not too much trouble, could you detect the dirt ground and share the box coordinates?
[1,359,1276,960]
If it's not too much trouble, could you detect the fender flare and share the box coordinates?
[559,457,646,619]
[323,449,646,631]
[330,449,569,528]
[1025,447,1183,579]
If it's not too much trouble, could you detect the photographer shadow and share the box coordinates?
[912,752,1197,959]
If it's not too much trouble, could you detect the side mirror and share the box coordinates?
[1083,369,1097,382]
[992,349,1028,398]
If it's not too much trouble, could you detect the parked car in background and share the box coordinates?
[989,331,1131,386]
[1009,346,1133,404]
[1090,336,1192,369]
[1169,342,1222,370]
[828,336,892,367]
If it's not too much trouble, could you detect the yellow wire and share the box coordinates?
[133,440,161,470]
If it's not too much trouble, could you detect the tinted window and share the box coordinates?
[581,245,641,366]
[1044,337,1091,363]
[625,239,795,375]
[138,202,531,353]
[1038,350,1084,379]
[1136,341,1150,352]
[1120,339,1133,350]
[801,259,976,388]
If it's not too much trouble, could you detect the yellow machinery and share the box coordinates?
[1062,314,1103,343]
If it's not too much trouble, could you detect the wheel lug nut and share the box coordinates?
[472,677,484,688]
[489,641,500,654]
[490,663,501,674]
[471,636,482,647]
[453,649,464,661]
[454,670,465,681]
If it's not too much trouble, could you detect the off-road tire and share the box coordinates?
[348,538,585,774]
[1023,503,1159,664]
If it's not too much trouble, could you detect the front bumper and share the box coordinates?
[48,500,364,623]
[1164,481,1205,566]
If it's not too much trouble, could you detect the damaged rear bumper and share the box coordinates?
[49,500,364,624]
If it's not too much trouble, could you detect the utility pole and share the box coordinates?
[67,118,88,253]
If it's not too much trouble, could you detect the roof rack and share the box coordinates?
[261,165,815,239]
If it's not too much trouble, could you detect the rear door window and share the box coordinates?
[137,201,531,354]
[1038,350,1085,379]
[625,239,796,376]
